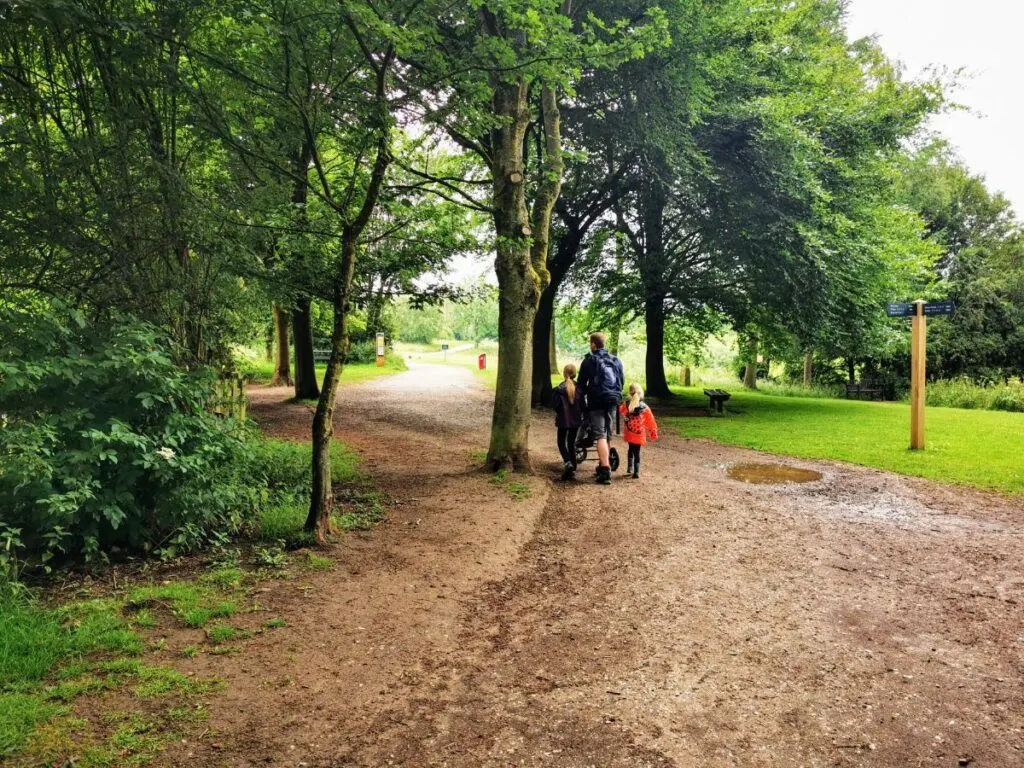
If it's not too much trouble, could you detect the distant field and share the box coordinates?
[665,386,1024,495]
[244,355,406,389]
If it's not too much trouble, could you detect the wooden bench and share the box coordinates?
[704,388,731,414]
[845,381,883,401]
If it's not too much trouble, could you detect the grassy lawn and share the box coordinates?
[665,386,1024,495]
[394,341,576,392]
[245,355,406,387]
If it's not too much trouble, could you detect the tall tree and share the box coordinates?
[410,0,667,467]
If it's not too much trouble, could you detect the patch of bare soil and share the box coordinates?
[159,364,1023,767]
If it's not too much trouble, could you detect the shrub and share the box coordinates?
[0,306,258,565]
[757,381,845,399]
[926,377,1024,412]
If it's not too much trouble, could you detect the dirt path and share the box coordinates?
[166,364,1023,767]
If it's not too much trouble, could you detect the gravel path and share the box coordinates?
[166,363,1023,767]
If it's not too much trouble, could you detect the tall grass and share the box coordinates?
[925,378,1024,412]
[249,439,365,545]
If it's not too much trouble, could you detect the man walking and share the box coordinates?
[576,332,625,485]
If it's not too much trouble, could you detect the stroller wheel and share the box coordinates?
[609,447,620,472]
[575,445,587,465]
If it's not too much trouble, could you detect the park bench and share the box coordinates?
[704,388,731,414]
[845,380,883,401]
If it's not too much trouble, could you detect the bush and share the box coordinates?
[247,439,362,546]
[0,306,258,566]
[757,381,844,399]
[926,377,1024,412]
[347,340,378,364]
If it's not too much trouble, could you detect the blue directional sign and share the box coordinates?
[887,303,914,318]
[923,300,956,317]
[887,300,955,318]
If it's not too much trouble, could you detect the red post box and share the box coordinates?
[478,353,486,370]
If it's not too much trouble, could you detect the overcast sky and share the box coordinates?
[844,0,1024,215]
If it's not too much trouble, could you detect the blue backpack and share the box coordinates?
[589,351,622,404]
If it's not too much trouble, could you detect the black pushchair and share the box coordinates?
[574,409,621,472]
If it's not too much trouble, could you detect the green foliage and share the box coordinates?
[899,143,1024,382]
[254,546,289,570]
[393,300,446,344]
[447,286,500,344]
[0,307,262,566]
[926,378,1024,413]
[0,0,264,366]
[249,438,364,546]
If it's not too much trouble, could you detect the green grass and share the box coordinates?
[126,582,237,629]
[488,469,533,501]
[303,553,334,571]
[1,576,243,763]
[666,386,1024,495]
[244,355,406,387]
[254,440,365,545]
[204,624,240,645]
[0,693,67,756]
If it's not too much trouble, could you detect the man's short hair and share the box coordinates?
[589,332,606,349]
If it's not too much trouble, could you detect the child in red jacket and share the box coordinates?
[619,383,658,479]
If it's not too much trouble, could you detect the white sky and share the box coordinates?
[844,0,1024,215]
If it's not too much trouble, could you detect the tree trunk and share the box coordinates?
[487,79,563,469]
[639,179,670,397]
[531,280,558,407]
[265,322,274,362]
[683,365,691,387]
[645,294,671,396]
[292,297,320,400]
[271,305,292,387]
[530,230,578,407]
[548,321,558,375]
[305,53,393,541]
[847,357,856,383]
[290,139,318,400]
[608,226,626,356]
[307,285,348,543]
[743,335,758,390]
[803,351,813,386]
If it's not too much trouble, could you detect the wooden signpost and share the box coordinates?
[375,333,386,367]
[886,299,955,450]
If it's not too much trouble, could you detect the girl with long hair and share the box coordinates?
[619,383,658,478]
[554,363,583,479]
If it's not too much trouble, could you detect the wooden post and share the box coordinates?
[910,299,926,450]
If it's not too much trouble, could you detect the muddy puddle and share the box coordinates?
[727,462,823,485]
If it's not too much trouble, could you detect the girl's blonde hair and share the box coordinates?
[563,363,577,402]
[628,382,643,411]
